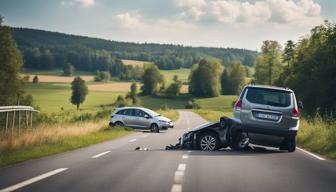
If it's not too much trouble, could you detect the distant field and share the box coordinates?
[160,68,190,85]
[88,82,136,92]
[21,74,94,83]
[25,83,125,113]
[23,69,94,76]
[196,95,238,111]
[122,59,149,67]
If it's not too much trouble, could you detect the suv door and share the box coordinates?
[133,109,151,129]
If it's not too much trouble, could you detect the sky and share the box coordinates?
[0,0,335,50]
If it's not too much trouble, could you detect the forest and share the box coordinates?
[11,27,258,71]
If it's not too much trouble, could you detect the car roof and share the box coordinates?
[245,84,293,92]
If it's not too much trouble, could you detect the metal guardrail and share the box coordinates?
[0,106,40,135]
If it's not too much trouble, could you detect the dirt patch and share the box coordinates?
[122,59,149,67]
[22,74,94,83]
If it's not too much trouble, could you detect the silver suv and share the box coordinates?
[109,107,174,132]
[233,85,303,152]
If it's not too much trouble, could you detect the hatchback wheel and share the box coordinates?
[230,133,249,150]
[150,124,159,133]
[198,133,219,151]
[115,121,124,127]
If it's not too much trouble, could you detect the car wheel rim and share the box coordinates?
[200,136,216,151]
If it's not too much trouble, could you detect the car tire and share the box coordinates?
[115,121,124,127]
[287,137,296,152]
[198,132,220,151]
[230,133,249,150]
[150,123,159,133]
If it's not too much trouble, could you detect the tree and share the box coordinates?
[0,17,24,105]
[141,65,163,95]
[166,75,182,97]
[71,76,88,110]
[242,54,255,67]
[63,63,75,76]
[33,75,39,83]
[280,22,336,116]
[282,40,295,73]
[94,70,110,81]
[189,59,222,97]
[254,40,282,85]
[221,61,246,95]
[114,95,128,107]
[126,82,138,104]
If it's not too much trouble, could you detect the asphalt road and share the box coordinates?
[0,111,336,192]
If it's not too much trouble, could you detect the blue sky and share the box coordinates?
[0,0,335,50]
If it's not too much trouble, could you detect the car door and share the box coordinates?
[133,109,151,129]
[121,109,135,127]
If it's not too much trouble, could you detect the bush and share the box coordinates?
[185,99,201,109]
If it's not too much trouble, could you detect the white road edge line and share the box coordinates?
[0,168,68,192]
[92,151,110,158]
[297,147,325,161]
[177,164,186,171]
[129,139,137,142]
[182,154,189,159]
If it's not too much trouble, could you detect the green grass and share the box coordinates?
[0,127,132,167]
[157,109,179,121]
[196,95,238,111]
[160,68,190,85]
[25,83,125,113]
[192,109,233,122]
[297,117,336,159]
[23,68,94,76]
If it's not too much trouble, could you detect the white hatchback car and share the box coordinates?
[109,107,174,132]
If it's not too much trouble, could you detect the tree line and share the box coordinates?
[12,27,258,70]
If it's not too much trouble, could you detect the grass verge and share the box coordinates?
[158,109,179,122]
[192,109,232,121]
[0,122,132,167]
[297,117,336,159]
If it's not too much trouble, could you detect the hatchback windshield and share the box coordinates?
[245,88,291,107]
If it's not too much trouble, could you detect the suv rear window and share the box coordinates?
[245,88,291,107]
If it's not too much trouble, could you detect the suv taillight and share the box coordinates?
[234,100,242,110]
[292,107,301,117]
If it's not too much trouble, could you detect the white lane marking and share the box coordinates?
[174,171,184,184]
[0,168,68,192]
[182,154,189,159]
[297,147,325,161]
[187,150,192,153]
[142,134,148,137]
[177,164,186,171]
[129,139,137,142]
[171,184,182,192]
[92,151,110,158]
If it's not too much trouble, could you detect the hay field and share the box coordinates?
[122,59,149,67]
[88,82,136,92]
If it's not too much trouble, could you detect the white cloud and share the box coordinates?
[114,12,195,31]
[61,0,95,7]
[175,0,322,26]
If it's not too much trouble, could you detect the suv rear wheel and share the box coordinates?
[287,137,296,152]
[230,133,249,150]
[198,132,220,151]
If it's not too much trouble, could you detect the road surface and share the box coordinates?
[0,111,336,192]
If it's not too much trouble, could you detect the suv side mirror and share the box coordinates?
[298,101,303,110]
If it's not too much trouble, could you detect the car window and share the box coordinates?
[134,109,148,118]
[117,109,133,116]
[245,88,291,107]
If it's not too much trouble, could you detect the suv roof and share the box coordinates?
[245,84,293,92]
